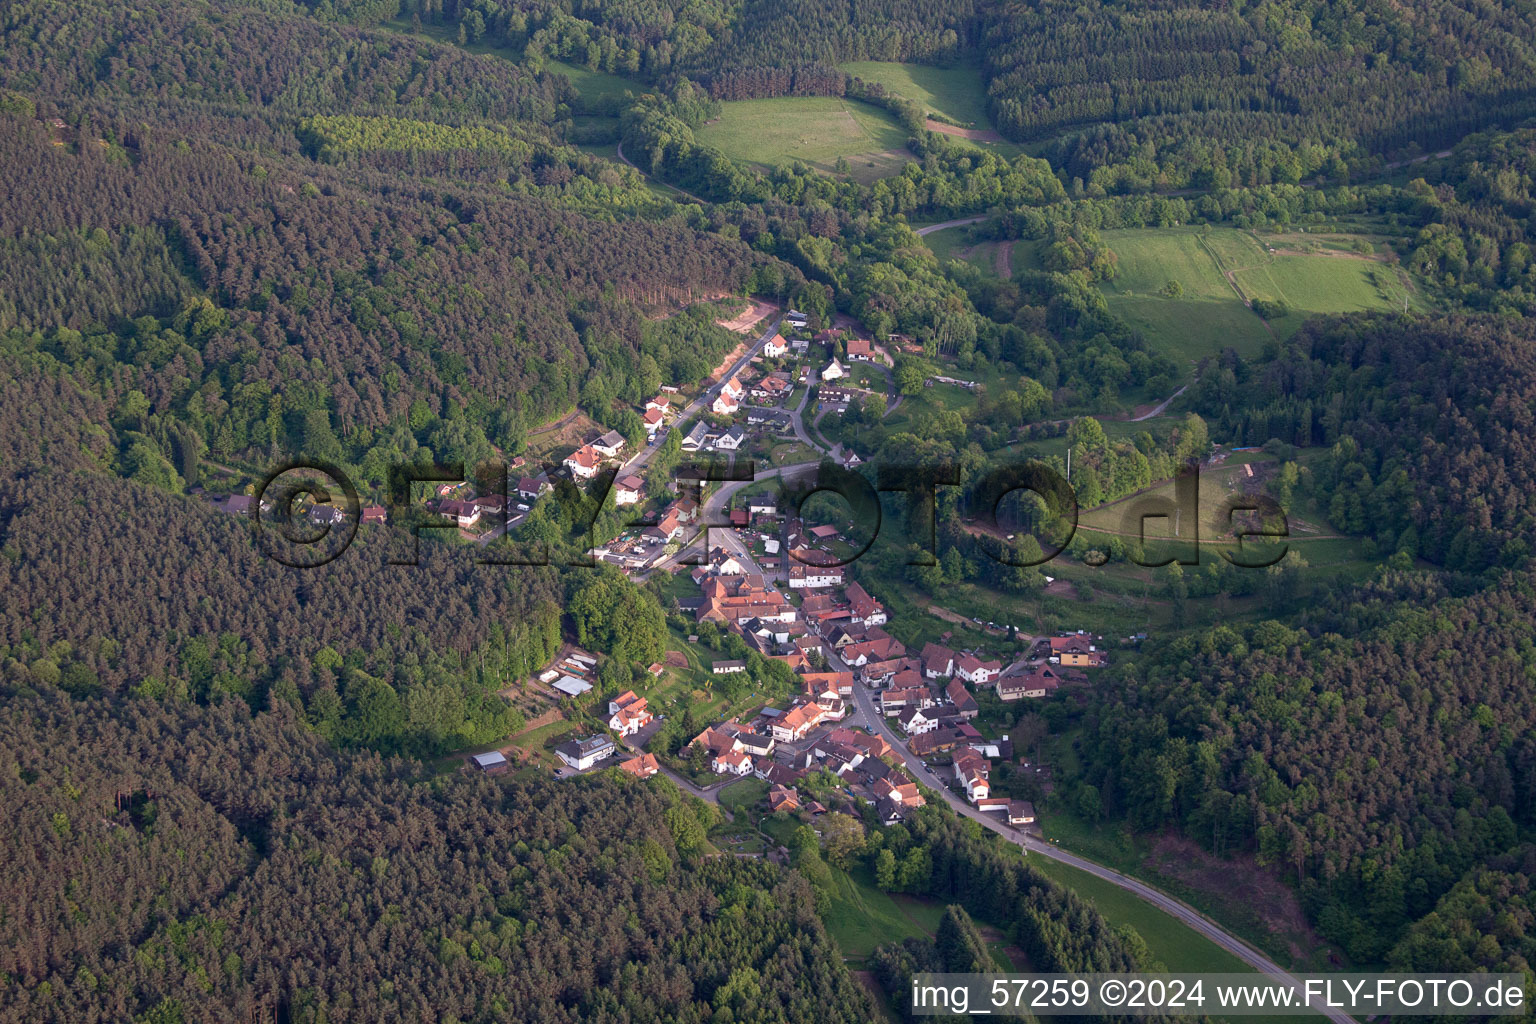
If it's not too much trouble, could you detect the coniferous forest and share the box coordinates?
[6,0,1536,1017]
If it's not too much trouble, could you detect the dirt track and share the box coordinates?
[925,119,1006,143]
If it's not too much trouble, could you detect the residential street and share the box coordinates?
[623,314,786,476]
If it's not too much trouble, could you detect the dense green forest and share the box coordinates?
[0,692,877,1023]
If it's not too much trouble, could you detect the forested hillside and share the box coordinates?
[1078,567,1536,964]
[0,692,874,1024]
[401,0,1536,187]
[1189,313,1536,570]
[984,0,1536,189]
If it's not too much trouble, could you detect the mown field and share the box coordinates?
[695,96,913,182]
[1080,227,1431,372]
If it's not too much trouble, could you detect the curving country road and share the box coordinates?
[914,215,988,237]
[1130,383,1188,422]
[615,140,706,204]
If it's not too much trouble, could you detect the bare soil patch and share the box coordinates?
[717,298,776,333]
[925,119,1005,143]
[1146,832,1329,965]
[526,411,601,459]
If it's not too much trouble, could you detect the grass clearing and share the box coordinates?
[717,777,769,815]
[696,96,914,182]
[924,225,998,277]
[547,60,639,108]
[838,60,993,128]
[822,864,944,962]
[1232,254,1425,337]
[1099,229,1271,368]
[1030,856,1254,974]
[1097,226,1433,374]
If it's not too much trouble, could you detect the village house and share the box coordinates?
[818,385,857,406]
[763,333,788,358]
[564,444,601,479]
[842,634,906,667]
[556,735,616,771]
[846,337,872,361]
[858,657,902,686]
[880,686,931,716]
[785,309,809,329]
[712,749,753,776]
[472,494,506,519]
[691,725,743,759]
[643,406,666,434]
[723,723,775,758]
[921,642,956,680]
[517,473,552,501]
[592,430,627,458]
[945,678,980,719]
[789,563,844,589]
[682,420,712,451]
[845,582,887,626]
[618,752,660,779]
[607,692,653,737]
[767,784,799,812]
[308,503,345,527]
[821,357,846,381]
[953,751,991,803]
[907,731,952,757]
[713,426,746,451]
[874,774,924,808]
[976,795,1012,816]
[613,473,645,506]
[695,548,745,577]
[361,505,388,525]
[770,702,825,743]
[1051,631,1107,667]
[898,706,939,735]
[711,659,746,675]
[712,377,743,415]
[955,653,1003,685]
[794,634,825,658]
[1008,800,1036,826]
[697,575,792,626]
[801,671,854,696]
[996,665,1062,701]
[757,761,801,787]
[219,491,264,515]
[643,509,684,545]
[437,498,481,528]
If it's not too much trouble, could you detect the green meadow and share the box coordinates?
[838,60,994,128]
[548,60,639,107]
[695,96,914,182]
[1095,227,1429,372]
